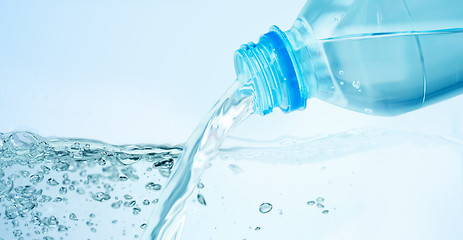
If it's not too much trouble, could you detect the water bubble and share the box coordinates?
[86,221,94,226]
[124,194,133,200]
[145,182,162,191]
[90,227,96,232]
[140,223,147,229]
[112,220,117,224]
[70,142,80,150]
[119,176,128,182]
[45,216,59,227]
[7,132,38,153]
[47,178,59,186]
[339,81,345,86]
[124,200,136,208]
[352,80,360,89]
[89,213,95,218]
[52,161,70,172]
[19,170,30,178]
[69,213,78,221]
[5,205,19,219]
[91,192,111,202]
[12,220,19,227]
[197,193,207,206]
[76,188,85,195]
[197,182,204,189]
[59,187,67,194]
[41,165,51,174]
[316,197,325,203]
[143,199,150,205]
[132,207,141,215]
[111,200,122,209]
[306,201,315,206]
[259,203,273,214]
[322,210,329,214]
[29,173,44,183]
[13,229,22,237]
[83,144,91,151]
[228,164,243,174]
[255,227,261,231]
[338,70,344,75]
[317,203,325,208]
[53,197,63,202]
[58,225,68,232]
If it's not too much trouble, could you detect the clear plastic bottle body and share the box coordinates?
[236,0,463,116]
[294,0,463,115]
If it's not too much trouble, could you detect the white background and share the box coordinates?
[0,0,462,144]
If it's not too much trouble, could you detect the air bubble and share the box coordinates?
[145,182,162,191]
[259,203,273,214]
[197,193,207,206]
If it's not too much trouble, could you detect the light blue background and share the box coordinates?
[1,0,462,145]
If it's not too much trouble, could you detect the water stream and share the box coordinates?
[142,80,255,239]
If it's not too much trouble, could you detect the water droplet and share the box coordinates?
[58,225,68,232]
[19,170,30,177]
[76,188,85,195]
[124,200,136,208]
[140,223,147,229]
[228,164,244,174]
[259,203,273,214]
[69,213,78,221]
[339,81,344,86]
[52,161,70,171]
[197,182,204,189]
[41,165,51,174]
[143,199,150,205]
[317,203,325,208]
[5,205,19,219]
[316,197,325,203]
[132,207,141,215]
[322,210,329,214]
[45,216,59,227]
[306,201,315,206]
[112,220,117,224]
[89,213,95,218]
[145,182,162,191]
[90,227,97,232]
[352,80,360,89]
[124,194,133,200]
[29,173,44,183]
[59,187,67,194]
[13,229,22,237]
[47,178,59,186]
[255,227,261,231]
[111,200,122,209]
[91,192,111,202]
[338,70,344,75]
[8,132,38,153]
[197,193,207,206]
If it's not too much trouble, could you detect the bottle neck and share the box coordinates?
[234,25,311,115]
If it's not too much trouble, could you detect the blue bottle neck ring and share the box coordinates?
[234,26,308,115]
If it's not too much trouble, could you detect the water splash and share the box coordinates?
[142,80,255,239]
[0,131,182,239]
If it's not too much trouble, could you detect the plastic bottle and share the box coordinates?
[234,0,463,116]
